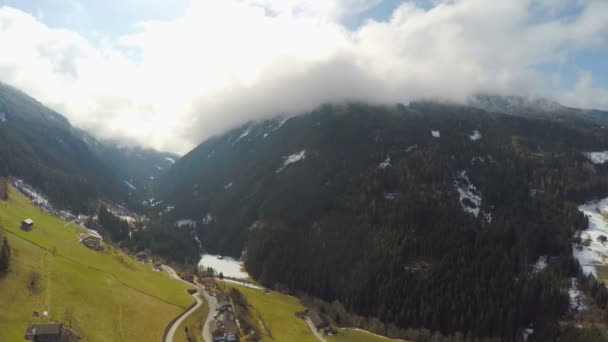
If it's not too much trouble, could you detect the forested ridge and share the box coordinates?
[0,81,174,212]
[152,102,608,339]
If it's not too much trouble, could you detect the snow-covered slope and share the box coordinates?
[574,197,608,276]
[585,152,608,165]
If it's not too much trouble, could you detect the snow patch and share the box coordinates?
[276,150,306,173]
[531,256,547,274]
[573,197,608,277]
[384,192,400,200]
[124,181,136,191]
[275,116,291,130]
[405,145,418,153]
[202,213,214,224]
[569,278,587,312]
[198,254,249,279]
[469,130,482,141]
[378,155,391,169]
[584,151,608,164]
[13,179,49,206]
[224,182,233,189]
[165,157,175,164]
[176,219,196,228]
[0,112,6,124]
[454,171,482,218]
[234,127,252,144]
[431,130,440,138]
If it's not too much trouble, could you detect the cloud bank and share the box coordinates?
[1,0,607,153]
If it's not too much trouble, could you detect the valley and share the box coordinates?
[3,83,608,341]
[3,1,608,340]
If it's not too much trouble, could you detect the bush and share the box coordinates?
[27,271,41,293]
[0,235,9,276]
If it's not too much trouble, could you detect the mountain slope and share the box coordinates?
[0,185,193,341]
[0,81,176,212]
[155,101,608,339]
[83,138,179,201]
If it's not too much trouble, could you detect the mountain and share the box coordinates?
[469,93,608,124]
[153,101,608,339]
[82,137,179,201]
[0,81,175,212]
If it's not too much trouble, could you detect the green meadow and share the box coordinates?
[0,185,194,341]
[220,281,317,342]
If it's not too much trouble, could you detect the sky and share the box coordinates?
[0,0,607,153]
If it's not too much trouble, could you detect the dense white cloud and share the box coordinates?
[0,0,607,153]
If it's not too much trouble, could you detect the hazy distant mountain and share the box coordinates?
[469,93,608,124]
[151,100,608,339]
[0,81,175,211]
[82,136,179,200]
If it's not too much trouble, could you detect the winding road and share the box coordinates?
[162,265,203,342]
[306,318,328,342]
[164,288,203,342]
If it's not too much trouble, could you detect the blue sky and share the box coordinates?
[0,0,607,152]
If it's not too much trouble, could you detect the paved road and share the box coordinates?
[201,289,218,342]
[162,265,185,283]
[162,265,204,342]
[306,318,327,342]
[164,287,203,342]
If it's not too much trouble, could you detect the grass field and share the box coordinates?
[0,185,194,341]
[597,265,608,283]
[175,294,208,342]
[220,281,318,342]
[220,281,407,342]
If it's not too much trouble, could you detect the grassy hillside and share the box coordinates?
[221,281,317,342]
[0,185,194,341]
[220,281,404,342]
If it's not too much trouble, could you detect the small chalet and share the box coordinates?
[21,219,34,231]
[201,278,218,289]
[79,229,103,249]
[306,310,329,331]
[210,320,238,342]
[24,323,64,342]
[135,251,147,262]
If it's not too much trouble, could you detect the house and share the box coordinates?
[24,323,64,342]
[21,219,34,231]
[306,310,329,331]
[181,273,195,283]
[210,320,238,342]
[79,229,103,249]
[217,294,231,308]
[135,251,147,262]
[201,278,218,289]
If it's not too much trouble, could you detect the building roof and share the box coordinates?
[22,218,34,225]
[210,320,237,335]
[86,229,102,239]
[25,323,62,336]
